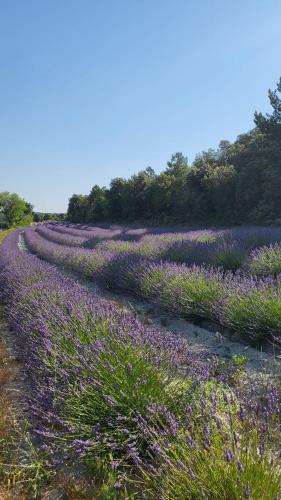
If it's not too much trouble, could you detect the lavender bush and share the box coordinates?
[26,227,114,278]
[1,231,281,498]
[24,228,281,342]
[36,224,87,246]
[41,223,281,276]
[48,222,123,241]
[248,243,281,277]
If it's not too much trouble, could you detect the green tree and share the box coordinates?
[67,194,88,222]
[165,152,188,177]
[0,192,33,227]
[66,76,281,226]
[87,185,109,222]
[108,178,127,220]
[255,77,281,139]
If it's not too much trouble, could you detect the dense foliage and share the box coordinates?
[0,191,33,228]
[67,78,281,225]
[1,230,281,498]
[33,212,65,223]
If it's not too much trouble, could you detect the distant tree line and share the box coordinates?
[0,192,33,228]
[33,212,66,223]
[67,77,281,226]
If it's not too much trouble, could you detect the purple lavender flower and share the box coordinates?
[244,483,250,498]
[225,449,233,462]
[110,460,120,470]
[238,461,244,473]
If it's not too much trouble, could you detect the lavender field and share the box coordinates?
[1,225,281,498]
[26,223,281,342]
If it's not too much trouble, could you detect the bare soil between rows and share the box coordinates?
[18,232,281,385]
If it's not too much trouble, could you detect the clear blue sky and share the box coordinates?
[1,0,281,212]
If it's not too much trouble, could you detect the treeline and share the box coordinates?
[0,194,66,229]
[68,78,281,226]
[33,212,65,223]
[0,192,33,228]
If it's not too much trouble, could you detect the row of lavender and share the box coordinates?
[1,231,281,497]
[41,223,281,276]
[48,222,281,246]
[25,227,281,342]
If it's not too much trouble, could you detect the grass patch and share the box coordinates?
[0,328,48,498]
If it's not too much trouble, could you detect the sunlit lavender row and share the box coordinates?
[25,227,281,342]
[41,222,281,275]
[1,230,281,498]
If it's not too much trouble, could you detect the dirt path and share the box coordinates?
[18,232,281,384]
[81,281,281,385]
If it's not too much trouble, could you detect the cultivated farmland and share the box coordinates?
[0,224,281,498]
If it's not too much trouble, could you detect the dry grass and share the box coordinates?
[0,312,88,499]
[0,333,13,437]
[0,229,13,244]
[0,317,44,499]
[0,346,12,387]
[44,474,98,499]
[0,335,17,498]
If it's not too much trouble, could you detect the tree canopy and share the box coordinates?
[67,77,281,226]
[0,192,33,228]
